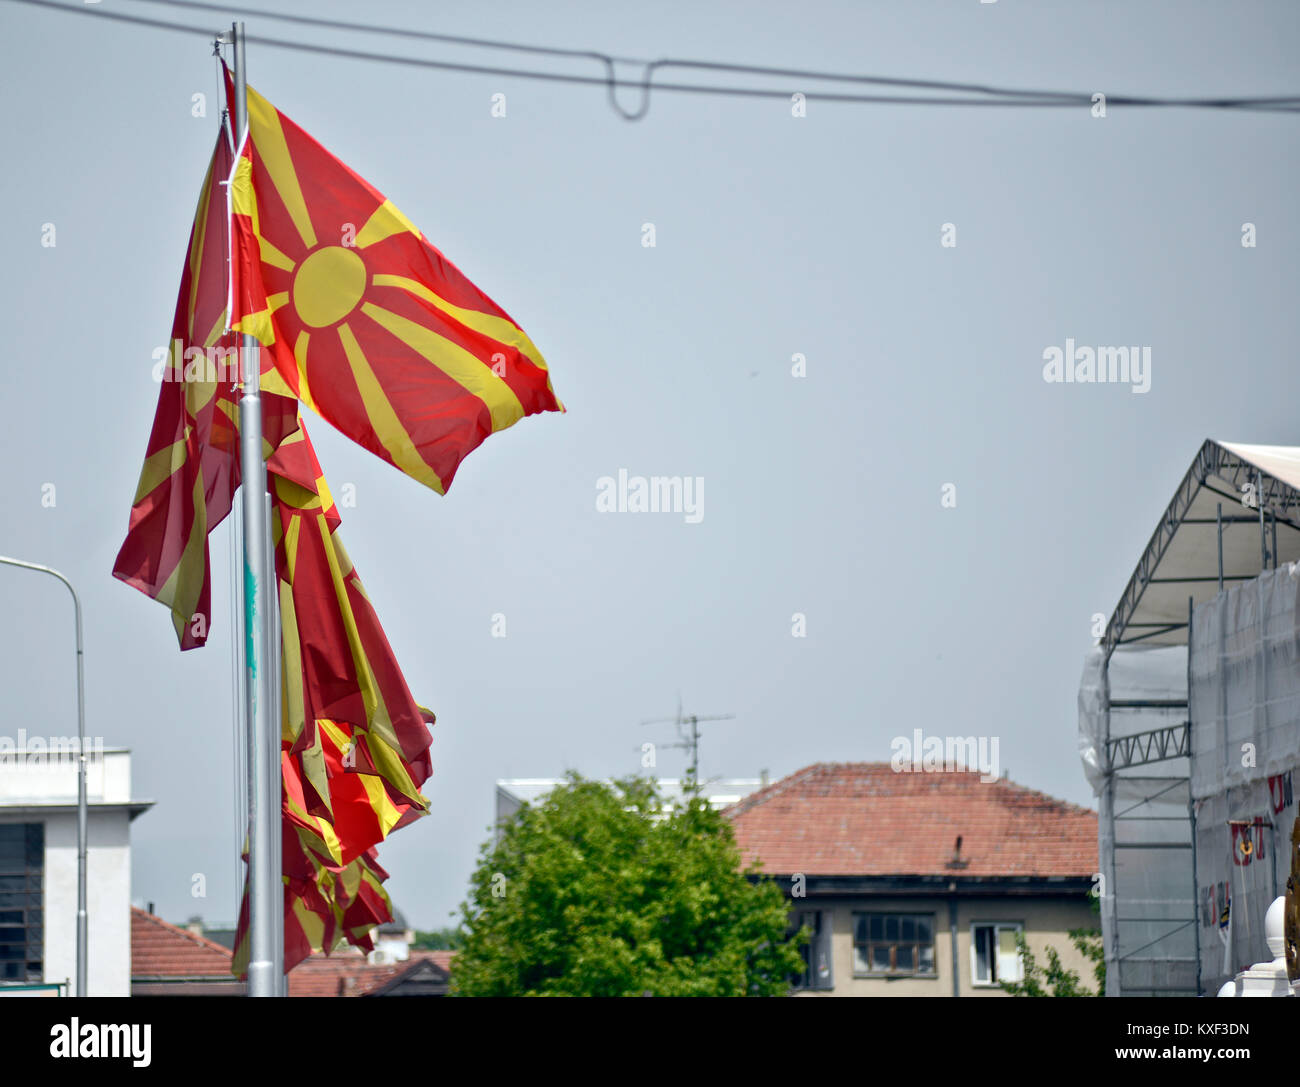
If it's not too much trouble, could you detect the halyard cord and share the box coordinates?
[5,0,1300,120]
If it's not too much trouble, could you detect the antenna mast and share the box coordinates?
[640,701,735,781]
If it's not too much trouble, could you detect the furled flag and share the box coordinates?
[112,131,241,649]
[115,130,434,974]
[227,393,436,975]
[223,64,563,495]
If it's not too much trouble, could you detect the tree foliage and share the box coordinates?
[410,927,464,951]
[1000,929,1105,997]
[451,773,804,996]
[1070,927,1106,994]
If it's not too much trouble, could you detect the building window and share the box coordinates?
[789,909,834,990]
[0,824,44,984]
[853,913,936,977]
[971,922,1023,986]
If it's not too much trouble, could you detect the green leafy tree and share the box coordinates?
[410,927,465,951]
[1069,927,1105,994]
[1001,891,1105,997]
[451,772,805,996]
[1000,929,1105,997]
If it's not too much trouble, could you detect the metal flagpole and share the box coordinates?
[230,20,284,997]
[0,556,88,996]
[263,488,284,993]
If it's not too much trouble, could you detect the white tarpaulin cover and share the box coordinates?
[1193,779,1296,994]
[1189,563,1300,992]
[1079,645,1189,797]
[1079,645,1196,995]
[1189,564,1300,798]
[1080,439,1300,995]
[1102,440,1300,652]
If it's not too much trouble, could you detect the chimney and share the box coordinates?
[946,835,969,869]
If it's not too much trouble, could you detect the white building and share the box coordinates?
[0,745,152,996]
[495,777,767,840]
[368,909,413,966]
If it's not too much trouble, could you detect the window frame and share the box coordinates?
[789,908,834,991]
[969,920,1024,988]
[0,823,44,986]
[851,911,937,979]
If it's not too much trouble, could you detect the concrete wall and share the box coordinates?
[43,809,132,996]
[0,746,127,805]
[0,748,139,997]
[792,895,1100,997]
[0,808,133,996]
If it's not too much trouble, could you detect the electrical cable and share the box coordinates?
[5,0,1299,118]
[113,0,1300,112]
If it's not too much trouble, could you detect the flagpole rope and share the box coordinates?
[7,0,1300,118]
[217,25,245,928]
[212,41,224,128]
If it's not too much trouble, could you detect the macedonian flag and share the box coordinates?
[224,65,563,496]
[263,396,435,850]
[112,129,242,649]
[232,393,436,975]
[117,130,435,975]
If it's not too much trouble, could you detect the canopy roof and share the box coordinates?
[1103,440,1300,652]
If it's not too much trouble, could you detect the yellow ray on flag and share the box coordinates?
[227,69,563,494]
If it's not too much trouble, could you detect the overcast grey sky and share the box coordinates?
[2,0,1298,931]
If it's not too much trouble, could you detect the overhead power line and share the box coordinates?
[103,0,1300,111]
[7,0,1300,119]
[124,0,653,65]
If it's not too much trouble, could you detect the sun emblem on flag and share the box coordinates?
[229,81,560,495]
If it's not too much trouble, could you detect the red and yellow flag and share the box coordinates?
[116,132,435,976]
[228,395,437,975]
[122,68,562,979]
[224,66,562,495]
[233,805,397,975]
[112,131,241,649]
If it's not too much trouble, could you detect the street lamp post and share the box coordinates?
[0,555,88,997]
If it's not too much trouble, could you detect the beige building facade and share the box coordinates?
[788,890,1098,996]
[726,762,1100,997]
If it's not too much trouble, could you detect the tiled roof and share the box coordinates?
[424,950,455,974]
[288,949,454,997]
[726,763,1097,879]
[130,908,235,978]
[363,954,454,997]
[130,907,455,993]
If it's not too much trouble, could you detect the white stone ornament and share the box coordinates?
[1218,896,1296,996]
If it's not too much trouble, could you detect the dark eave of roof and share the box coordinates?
[747,873,1095,897]
[0,800,155,821]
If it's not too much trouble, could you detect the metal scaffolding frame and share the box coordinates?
[1105,717,1190,770]
[1093,440,1300,996]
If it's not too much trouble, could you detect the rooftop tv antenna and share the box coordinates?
[640,695,735,781]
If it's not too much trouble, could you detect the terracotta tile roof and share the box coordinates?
[363,952,454,997]
[287,947,375,997]
[130,908,235,978]
[423,950,455,974]
[130,907,455,993]
[726,763,1097,879]
[287,948,454,997]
